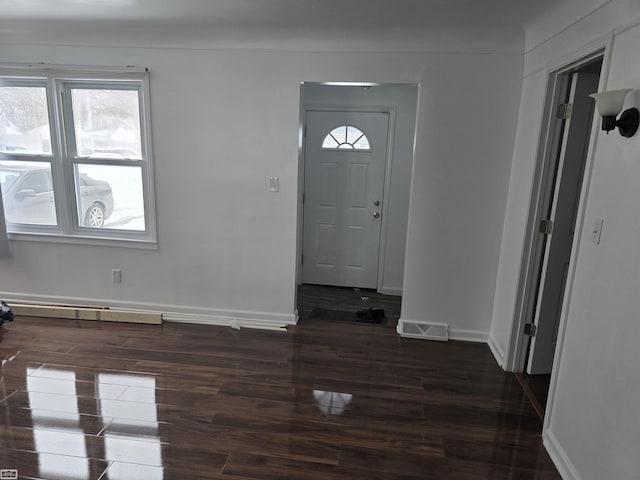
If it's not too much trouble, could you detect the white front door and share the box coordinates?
[302,110,389,288]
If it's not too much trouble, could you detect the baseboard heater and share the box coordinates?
[397,319,448,341]
[10,303,162,325]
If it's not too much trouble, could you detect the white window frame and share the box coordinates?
[0,65,157,247]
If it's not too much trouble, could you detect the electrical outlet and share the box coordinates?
[112,269,122,283]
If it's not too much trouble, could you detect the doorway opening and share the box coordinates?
[513,54,603,419]
[295,83,418,325]
[296,284,402,327]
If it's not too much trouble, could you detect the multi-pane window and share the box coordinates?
[321,125,370,150]
[0,68,155,243]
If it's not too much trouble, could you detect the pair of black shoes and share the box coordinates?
[356,308,385,324]
[0,300,14,326]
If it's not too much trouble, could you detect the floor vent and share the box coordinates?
[397,319,448,341]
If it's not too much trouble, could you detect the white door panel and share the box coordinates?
[527,71,600,374]
[303,111,389,288]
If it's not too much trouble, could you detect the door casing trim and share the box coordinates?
[504,46,607,375]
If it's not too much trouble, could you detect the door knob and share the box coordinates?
[372,211,380,219]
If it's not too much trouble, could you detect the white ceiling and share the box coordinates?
[2,0,589,52]
[0,0,555,29]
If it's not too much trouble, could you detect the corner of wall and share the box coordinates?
[487,333,505,367]
[543,428,583,480]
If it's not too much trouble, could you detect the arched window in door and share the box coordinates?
[321,125,370,150]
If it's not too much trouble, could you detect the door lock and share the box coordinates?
[374,200,380,206]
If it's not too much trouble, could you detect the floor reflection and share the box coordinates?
[313,390,353,415]
[98,373,163,480]
[1,351,19,367]
[25,367,163,480]
[27,367,89,479]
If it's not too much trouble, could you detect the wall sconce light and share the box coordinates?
[589,89,639,137]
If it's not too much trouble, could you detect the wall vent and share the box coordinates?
[397,319,448,341]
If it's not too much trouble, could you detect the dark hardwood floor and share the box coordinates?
[515,373,552,421]
[0,298,561,479]
[297,284,402,327]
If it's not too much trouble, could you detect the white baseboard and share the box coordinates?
[379,286,402,296]
[488,333,505,367]
[0,290,297,331]
[543,428,581,480]
[448,328,489,343]
[163,309,296,331]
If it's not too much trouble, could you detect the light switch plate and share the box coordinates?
[268,176,279,192]
[112,269,122,283]
[591,217,604,245]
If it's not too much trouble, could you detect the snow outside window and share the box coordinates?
[0,69,156,244]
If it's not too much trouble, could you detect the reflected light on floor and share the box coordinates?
[313,390,353,415]
[24,367,164,480]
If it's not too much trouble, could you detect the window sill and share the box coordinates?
[7,231,158,250]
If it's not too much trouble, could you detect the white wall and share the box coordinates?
[488,68,548,363]
[301,83,418,295]
[399,54,523,342]
[0,32,523,334]
[489,0,640,478]
[489,0,640,364]
[545,21,640,480]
